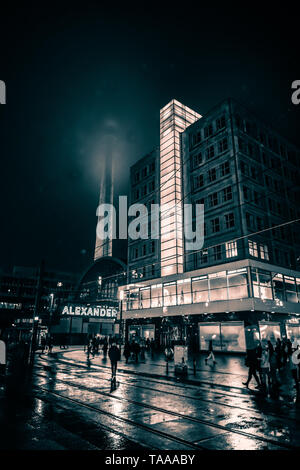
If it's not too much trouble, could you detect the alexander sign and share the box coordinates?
[61,304,118,319]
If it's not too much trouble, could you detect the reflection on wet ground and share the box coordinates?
[0,349,299,450]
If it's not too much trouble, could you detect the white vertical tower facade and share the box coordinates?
[159,100,201,276]
[94,154,114,261]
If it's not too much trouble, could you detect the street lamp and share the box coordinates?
[119,289,124,344]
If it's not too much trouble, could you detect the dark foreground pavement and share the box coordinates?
[0,346,299,450]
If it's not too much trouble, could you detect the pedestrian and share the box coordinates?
[41,335,46,354]
[256,341,263,384]
[243,348,261,389]
[132,340,140,363]
[108,340,121,382]
[103,337,108,358]
[47,335,53,354]
[275,338,282,371]
[259,344,271,395]
[123,342,131,364]
[290,344,300,390]
[205,340,216,365]
[150,338,155,358]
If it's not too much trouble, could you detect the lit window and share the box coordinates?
[260,244,269,260]
[226,241,237,258]
[248,240,258,257]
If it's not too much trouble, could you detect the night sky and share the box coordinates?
[0,3,299,274]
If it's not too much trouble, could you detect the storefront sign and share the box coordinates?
[61,305,118,319]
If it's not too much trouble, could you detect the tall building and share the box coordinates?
[120,98,300,352]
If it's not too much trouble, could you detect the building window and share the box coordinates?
[220,161,230,176]
[248,240,258,257]
[194,174,204,190]
[216,115,226,130]
[200,249,208,264]
[246,212,255,229]
[226,241,237,258]
[209,192,218,207]
[256,217,264,231]
[193,152,202,168]
[243,186,250,200]
[206,145,215,160]
[151,241,155,253]
[260,244,269,260]
[213,245,222,261]
[192,131,201,146]
[225,212,235,229]
[204,123,213,138]
[134,171,140,183]
[150,161,155,173]
[142,244,146,256]
[211,217,220,233]
[208,168,217,183]
[222,186,232,202]
[218,137,228,153]
[251,268,273,300]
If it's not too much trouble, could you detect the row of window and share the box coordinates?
[189,115,227,149]
[130,241,156,260]
[134,160,156,184]
[191,137,229,168]
[132,179,156,201]
[122,266,300,310]
[235,114,299,166]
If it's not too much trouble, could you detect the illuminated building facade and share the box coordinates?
[120,98,300,352]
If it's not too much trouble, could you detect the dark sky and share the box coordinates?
[0,2,299,274]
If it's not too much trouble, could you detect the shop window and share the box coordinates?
[177,278,192,305]
[227,269,248,299]
[251,268,273,300]
[220,322,246,352]
[284,276,298,303]
[272,273,285,302]
[209,271,227,301]
[163,282,177,306]
[199,323,222,351]
[151,284,162,308]
[140,287,150,309]
[259,322,281,346]
[192,276,209,303]
[286,323,300,343]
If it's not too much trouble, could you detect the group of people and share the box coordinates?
[85,335,118,358]
[243,337,300,396]
[123,338,156,363]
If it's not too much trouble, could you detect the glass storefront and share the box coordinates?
[258,321,281,345]
[122,266,300,311]
[286,323,300,343]
[128,324,155,342]
[199,321,246,352]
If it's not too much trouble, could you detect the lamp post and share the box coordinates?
[119,289,124,345]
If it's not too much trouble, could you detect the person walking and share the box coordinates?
[41,335,46,354]
[123,342,131,364]
[275,338,282,371]
[102,337,108,358]
[260,344,271,395]
[243,347,261,389]
[132,340,140,363]
[108,341,121,382]
[205,340,216,365]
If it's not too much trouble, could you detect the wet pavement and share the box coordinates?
[0,346,300,450]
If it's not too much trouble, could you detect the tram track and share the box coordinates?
[37,356,300,425]
[33,368,297,450]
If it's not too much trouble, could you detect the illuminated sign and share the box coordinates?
[61,305,118,319]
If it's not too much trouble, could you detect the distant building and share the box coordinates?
[120,98,300,352]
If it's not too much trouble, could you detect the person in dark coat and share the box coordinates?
[123,342,131,364]
[131,340,141,363]
[108,341,121,378]
[243,347,261,389]
[275,338,282,370]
